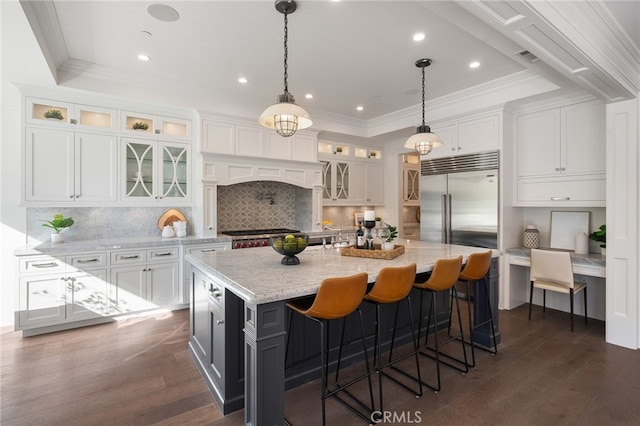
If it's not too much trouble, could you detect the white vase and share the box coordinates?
[383,241,395,251]
[50,233,64,244]
[600,247,606,255]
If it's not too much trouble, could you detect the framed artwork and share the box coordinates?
[354,212,364,226]
[550,211,590,250]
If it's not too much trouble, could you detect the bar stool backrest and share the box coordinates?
[459,251,492,281]
[365,263,417,304]
[417,256,463,291]
[303,272,369,320]
[530,249,575,288]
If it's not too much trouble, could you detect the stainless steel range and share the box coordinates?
[223,228,300,249]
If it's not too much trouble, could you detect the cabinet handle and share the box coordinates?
[560,167,566,171]
[75,194,80,198]
[216,320,224,325]
[69,195,74,199]
[120,255,140,260]
[77,258,99,263]
[200,249,216,253]
[211,288,222,299]
[33,262,59,268]
[554,168,560,171]
[70,119,77,124]
[550,197,570,201]
[152,252,173,257]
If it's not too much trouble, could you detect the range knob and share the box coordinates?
[262,240,269,246]
[241,242,247,248]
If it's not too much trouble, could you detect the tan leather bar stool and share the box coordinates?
[363,263,422,415]
[451,250,497,367]
[285,272,375,425]
[413,256,467,393]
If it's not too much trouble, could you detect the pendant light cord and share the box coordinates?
[421,64,426,127]
[283,12,289,95]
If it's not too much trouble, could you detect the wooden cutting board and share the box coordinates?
[157,209,187,230]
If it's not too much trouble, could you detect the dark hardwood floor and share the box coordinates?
[2,304,638,425]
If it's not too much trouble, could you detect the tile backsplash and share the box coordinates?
[217,181,312,231]
[27,207,193,243]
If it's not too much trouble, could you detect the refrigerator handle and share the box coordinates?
[441,193,450,244]
[446,193,453,244]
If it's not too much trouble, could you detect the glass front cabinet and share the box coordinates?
[321,160,350,204]
[26,97,118,132]
[123,138,190,203]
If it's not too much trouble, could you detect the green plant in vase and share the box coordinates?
[42,214,74,243]
[589,224,606,249]
[132,121,149,131]
[43,109,64,120]
[382,223,398,250]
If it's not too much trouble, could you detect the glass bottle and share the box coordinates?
[356,222,365,249]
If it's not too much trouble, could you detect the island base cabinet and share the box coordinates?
[189,269,244,415]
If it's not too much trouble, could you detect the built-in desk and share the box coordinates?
[503,247,606,320]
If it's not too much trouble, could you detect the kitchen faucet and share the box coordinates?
[322,225,343,246]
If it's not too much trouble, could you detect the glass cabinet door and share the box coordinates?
[124,140,155,199]
[322,161,332,199]
[160,144,189,199]
[405,168,420,202]
[335,162,349,200]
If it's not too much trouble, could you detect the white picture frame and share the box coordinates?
[354,212,364,226]
[550,211,590,250]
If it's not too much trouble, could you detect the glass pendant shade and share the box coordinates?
[259,94,312,137]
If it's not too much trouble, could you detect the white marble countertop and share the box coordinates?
[505,247,605,266]
[186,241,500,305]
[13,235,233,256]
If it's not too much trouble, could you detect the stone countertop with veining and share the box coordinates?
[186,241,500,305]
[505,247,606,266]
[13,235,233,256]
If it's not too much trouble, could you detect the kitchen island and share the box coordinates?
[186,241,500,425]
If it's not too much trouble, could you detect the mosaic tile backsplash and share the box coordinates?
[217,181,312,231]
[27,207,193,243]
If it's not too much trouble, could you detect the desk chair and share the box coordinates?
[285,272,374,425]
[529,249,587,331]
[363,263,422,415]
[413,256,466,392]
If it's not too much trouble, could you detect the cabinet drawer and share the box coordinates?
[186,243,231,255]
[66,252,108,268]
[111,250,147,265]
[516,174,605,206]
[19,256,66,274]
[147,247,179,262]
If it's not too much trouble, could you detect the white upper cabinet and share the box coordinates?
[25,128,118,203]
[515,99,606,206]
[402,155,420,206]
[26,97,117,132]
[318,141,384,206]
[202,118,317,162]
[122,138,191,204]
[121,111,191,141]
[430,114,499,159]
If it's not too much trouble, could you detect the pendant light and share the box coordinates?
[259,0,312,137]
[404,58,443,155]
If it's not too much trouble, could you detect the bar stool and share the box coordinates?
[413,255,466,393]
[451,250,497,367]
[363,263,422,414]
[285,272,374,425]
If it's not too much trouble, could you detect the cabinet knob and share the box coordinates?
[208,226,213,230]
[70,119,78,124]
[216,320,224,325]
[554,168,560,171]
[69,195,74,199]
[75,194,80,198]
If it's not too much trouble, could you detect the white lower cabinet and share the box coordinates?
[110,247,180,312]
[14,244,203,335]
[17,253,109,331]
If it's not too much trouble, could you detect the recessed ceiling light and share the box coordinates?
[147,4,180,22]
[238,77,248,84]
[469,61,480,68]
[356,106,364,111]
[305,93,313,99]
[137,54,150,61]
[413,33,425,42]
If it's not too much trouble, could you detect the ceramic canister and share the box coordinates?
[523,225,540,249]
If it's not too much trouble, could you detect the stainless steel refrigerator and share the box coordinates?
[420,151,499,249]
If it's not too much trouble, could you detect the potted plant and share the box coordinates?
[382,223,398,251]
[589,224,606,255]
[43,109,64,120]
[132,121,149,131]
[42,214,74,243]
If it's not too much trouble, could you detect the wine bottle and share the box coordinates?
[356,222,365,249]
